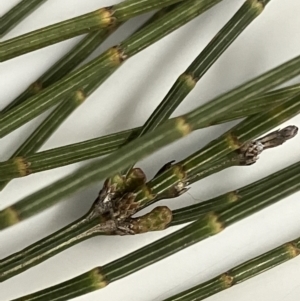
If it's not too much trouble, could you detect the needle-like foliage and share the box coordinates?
[1,1,299,301]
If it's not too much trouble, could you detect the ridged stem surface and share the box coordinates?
[123,0,267,175]
[0,0,222,138]
[10,160,300,301]
[0,0,47,38]
[112,91,300,213]
[1,28,117,112]
[0,5,178,192]
[1,48,300,226]
[163,238,300,301]
[2,3,178,112]
[0,81,297,183]
[1,158,298,284]
[0,0,184,62]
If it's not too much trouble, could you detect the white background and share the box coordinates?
[1,0,300,300]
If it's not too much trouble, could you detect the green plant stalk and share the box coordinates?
[0,205,173,282]
[122,90,300,213]
[0,68,117,191]
[0,5,183,191]
[0,0,48,38]
[2,29,118,113]
[0,5,180,192]
[0,126,294,276]
[135,122,299,211]
[2,89,297,228]
[0,81,298,182]
[0,124,295,277]
[178,91,300,185]
[163,237,300,301]
[9,160,300,301]
[170,158,294,226]
[0,213,102,282]
[1,50,300,226]
[2,4,178,112]
[0,0,185,62]
[0,151,297,283]
[0,168,170,281]
[0,18,131,189]
[0,89,86,189]
[0,111,296,230]
[122,0,269,176]
[0,0,222,138]
[0,38,128,187]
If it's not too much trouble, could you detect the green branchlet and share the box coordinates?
[8,159,300,301]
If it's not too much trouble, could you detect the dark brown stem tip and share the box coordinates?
[239,125,298,165]
[279,125,298,140]
[259,125,298,149]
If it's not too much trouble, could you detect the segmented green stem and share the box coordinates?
[0,213,101,282]
[9,160,300,300]
[0,80,297,183]
[2,4,176,112]
[0,0,222,138]
[179,91,300,184]
[123,0,268,175]
[1,29,117,112]
[0,120,294,279]
[0,154,298,283]
[0,0,48,38]
[0,205,173,282]
[0,5,184,193]
[2,3,178,112]
[1,46,300,226]
[0,0,184,62]
[171,158,295,225]
[163,238,300,301]
[0,120,295,230]
[0,6,180,192]
[0,71,115,191]
[86,90,300,214]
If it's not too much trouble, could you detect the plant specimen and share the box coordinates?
[1,1,300,301]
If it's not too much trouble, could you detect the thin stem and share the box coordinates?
[171,157,296,225]
[0,0,222,138]
[0,206,173,281]
[123,0,268,175]
[0,170,170,282]
[163,237,300,301]
[0,0,184,62]
[1,29,117,112]
[0,0,48,38]
[9,160,300,300]
[2,4,176,112]
[0,71,115,191]
[2,47,300,226]
[0,5,178,192]
[0,213,101,282]
[113,91,300,214]
[0,82,298,183]
[0,125,295,237]
[179,91,300,184]
[0,154,297,283]
[0,123,296,229]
